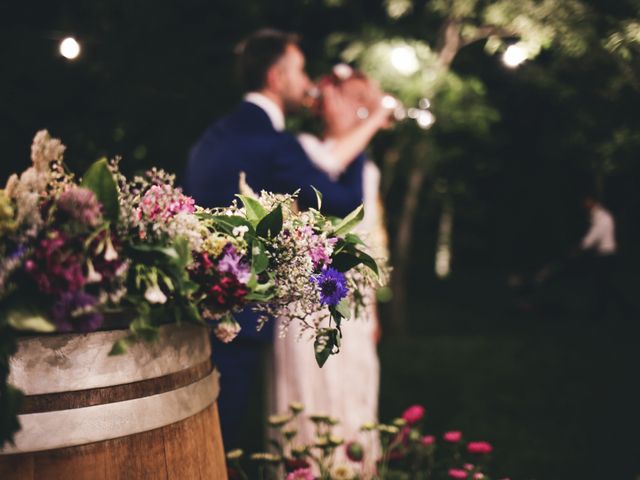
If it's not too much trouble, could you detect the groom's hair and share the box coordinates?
[236,29,301,92]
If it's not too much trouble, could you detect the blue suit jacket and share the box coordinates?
[184,101,364,341]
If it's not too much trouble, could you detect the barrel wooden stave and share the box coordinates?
[0,325,227,479]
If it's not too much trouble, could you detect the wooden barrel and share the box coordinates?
[0,324,227,479]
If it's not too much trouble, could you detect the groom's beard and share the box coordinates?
[282,99,304,115]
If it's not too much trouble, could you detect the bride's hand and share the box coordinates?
[321,84,359,136]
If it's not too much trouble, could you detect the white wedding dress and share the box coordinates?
[267,135,386,475]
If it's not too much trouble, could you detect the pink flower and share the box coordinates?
[443,431,462,443]
[286,468,315,480]
[464,463,475,471]
[448,468,468,479]
[467,441,493,454]
[473,474,486,479]
[402,405,425,425]
[421,435,435,446]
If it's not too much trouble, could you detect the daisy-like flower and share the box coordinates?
[313,267,348,306]
[330,464,355,480]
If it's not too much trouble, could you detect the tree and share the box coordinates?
[324,0,598,333]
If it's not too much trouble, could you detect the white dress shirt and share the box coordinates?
[581,205,617,255]
[244,92,285,131]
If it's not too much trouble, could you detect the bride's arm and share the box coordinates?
[323,87,391,176]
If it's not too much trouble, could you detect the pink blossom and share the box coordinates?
[464,463,475,471]
[467,441,493,454]
[421,435,435,446]
[448,468,468,479]
[57,187,103,226]
[443,431,462,443]
[402,405,425,425]
[137,184,195,223]
[473,474,485,479]
[286,468,315,480]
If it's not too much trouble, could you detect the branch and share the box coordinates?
[437,18,463,69]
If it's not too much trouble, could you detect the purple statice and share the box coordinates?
[217,243,251,283]
[24,232,86,295]
[313,267,348,306]
[51,291,104,332]
[57,187,103,227]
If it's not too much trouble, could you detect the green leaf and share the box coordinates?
[236,195,267,224]
[130,243,179,260]
[256,205,283,238]
[172,236,192,269]
[331,249,379,276]
[333,204,364,236]
[109,335,136,355]
[208,215,255,237]
[6,308,55,332]
[353,248,379,276]
[331,253,362,273]
[311,186,323,211]
[81,158,119,223]
[314,328,340,368]
[314,335,333,368]
[251,239,269,274]
[335,298,351,320]
[344,233,366,246]
[130,318,160,342]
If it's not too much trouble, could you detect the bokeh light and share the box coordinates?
[390,46,420,76]
[59,37,81,60]
[502,44,527,68]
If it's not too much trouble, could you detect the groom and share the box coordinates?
[183,29,365,448]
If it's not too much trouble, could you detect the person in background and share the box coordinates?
[579,194,633,321]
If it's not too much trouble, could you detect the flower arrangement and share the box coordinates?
[0,131,383,448]
[225,403,509,480]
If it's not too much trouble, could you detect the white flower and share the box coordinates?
[85,260,103,283]
[104,236,118,261]
[144,284,167,304]
[232,225,249,238]
[214,318,241,343]
[330,465,355,480]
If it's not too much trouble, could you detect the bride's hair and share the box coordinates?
[236,29,300,92]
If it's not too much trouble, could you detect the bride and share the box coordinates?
[268,65,390,476]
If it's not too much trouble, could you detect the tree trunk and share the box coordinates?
[434,195,454,278]
[390,143,428,335]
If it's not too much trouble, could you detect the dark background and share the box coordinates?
[1,1,639,479]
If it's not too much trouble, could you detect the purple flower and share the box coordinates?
[313,267,348,306]
[218,244,251,283]
[52,291,103,332]
[57,187,103,227]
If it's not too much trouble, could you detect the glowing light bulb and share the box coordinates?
[390,46,420,76]
[502,44,527,68]
[59,37,81,60]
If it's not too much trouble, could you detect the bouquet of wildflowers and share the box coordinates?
[226,404,505,480]
[200,187,384,367]
[0,131,384,447]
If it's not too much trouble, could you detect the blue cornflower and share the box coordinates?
[313,267,348,306]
